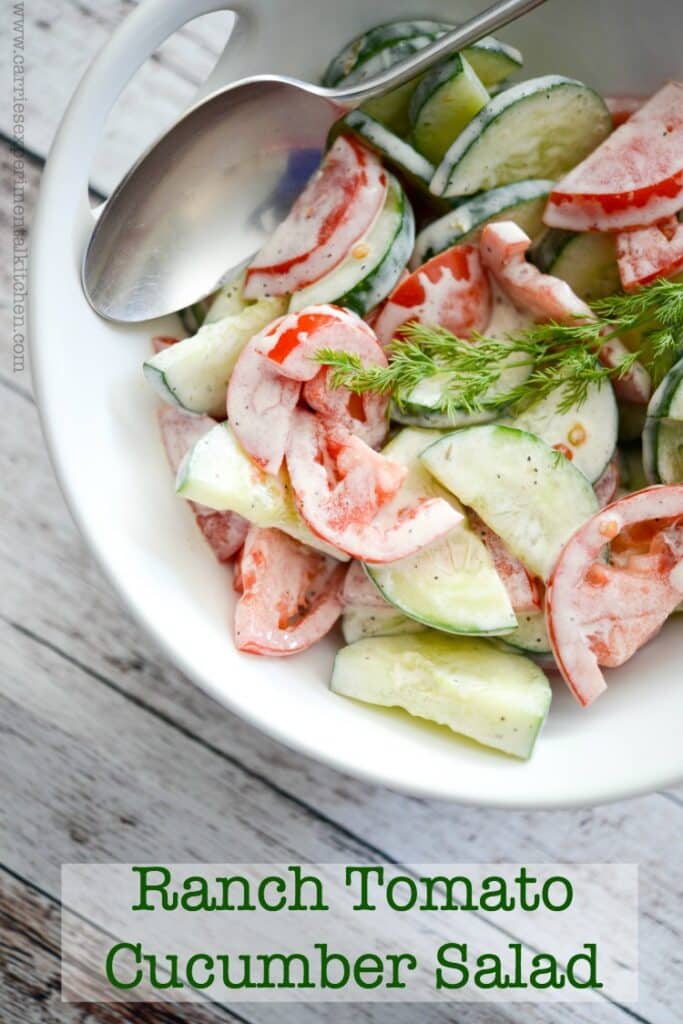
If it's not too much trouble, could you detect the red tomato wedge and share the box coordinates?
[373,244,491,347]
[480,222,652,404]
[234,527,345,656]
[546,486,683,706]
[226,338,301,476]
[469,511,542,613]
[158,407,248,562]
[545,82,683,232]
[604,95,644,128]
[593,456,621,508]
[244,137,387,298]
[616,217,683,291]
[481,221,592,322]
[285,410,462,563]
[228,305,389,474]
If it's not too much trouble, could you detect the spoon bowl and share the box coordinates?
[83,78,340,322]
[83,0,547,321]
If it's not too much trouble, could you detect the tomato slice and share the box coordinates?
[546,486,683,706]
[616,217,683,291]
[228,305,389,473]
[604,95,644,128]
[469,511,542,612]
[593,456,620,508]
[480,222,652,404]
[158,407,248,561]
[226,337,301,475]
[481,221,592,322]
[374,244,491,347]
[234,527,345,655]
[244,137,387,298]
[285,410,462,563]
[545,82,683,232]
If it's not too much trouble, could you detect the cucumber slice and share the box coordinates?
[325,21,522,90]
[413,179,552,265]
[464,38,523,88]
[530,230,620,302]
[643,356,683,484]
[357,37,443,136]
[143,297,286,418]
[365,428,516,635]
[330,632,551,759]
[327,22,521,135]
[497,611,552,656]
[289,173,414,316]
[510,379,618,483]
[330,110,434,191]
[177,423,346,559]
[391,285,534,428]
[341,604,423,644]
[421,424,599,580]
[391,373,499,430]
[322,21,449,88]
[431,76,612,198]
[203,270,250,325]
[410,54,489,164]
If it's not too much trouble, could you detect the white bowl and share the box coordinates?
[31,0,682,807]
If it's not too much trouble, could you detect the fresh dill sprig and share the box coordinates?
[315,278,683,416]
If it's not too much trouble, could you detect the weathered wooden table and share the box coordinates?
[1,4,681,1022]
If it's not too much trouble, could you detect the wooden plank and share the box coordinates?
[1,869,242,1023]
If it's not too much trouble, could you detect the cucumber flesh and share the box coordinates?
[330,632,551,759]
[143,297,286,418]
[365,429,516,635]
[203,270,251,324]
[643,356,683,484]
[412,179,552,266]
[497,611,552,655]
[421,424,599,580]
[510,379,618,483]
[341,604,423,644]
[530,230,620,302]
[410,54,489,164]
[177,423,347,560]
[431,76,612,198]
[289,173,414,316]
[330,110,434,191]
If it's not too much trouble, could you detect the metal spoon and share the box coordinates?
[83,0,547,322]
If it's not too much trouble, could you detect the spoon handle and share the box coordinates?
[327,0,548,106]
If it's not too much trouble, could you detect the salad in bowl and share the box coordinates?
[142,19,683,762]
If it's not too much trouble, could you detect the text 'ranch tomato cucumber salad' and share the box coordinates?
[143,19,683,761]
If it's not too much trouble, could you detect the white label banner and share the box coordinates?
[61,862,638,1004]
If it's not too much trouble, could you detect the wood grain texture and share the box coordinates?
[1,2,682,1021]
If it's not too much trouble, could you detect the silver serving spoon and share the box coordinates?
[83,0,547,322]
